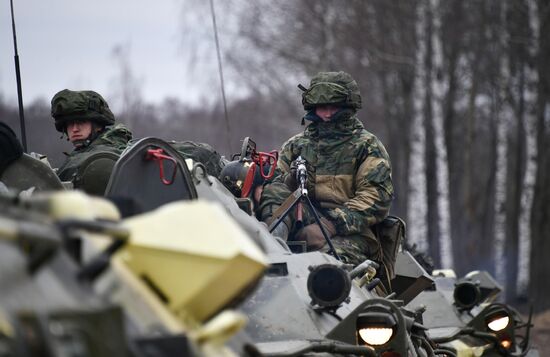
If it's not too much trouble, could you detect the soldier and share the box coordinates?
[259,71,394,266]
[219,159,272,215]
[51,89,132,195]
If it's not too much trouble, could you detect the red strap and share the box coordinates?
[252,150,278,180]
[241,162,257,198]
[145,148,177,185]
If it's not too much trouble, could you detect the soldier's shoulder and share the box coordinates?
[281,132,307,150]
[93,125,132,152]
[356,128,390,160]
[102,124,132,141]
[171,140,218,153]
[170,140,224,176]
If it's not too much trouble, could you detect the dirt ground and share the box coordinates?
[532,309,550,355]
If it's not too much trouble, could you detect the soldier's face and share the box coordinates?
[315,105,339,121]
[67,120,93,144]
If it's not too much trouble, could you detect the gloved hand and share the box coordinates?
[284,158,312,192]
[295,217,337,250]
[284,159,299,190]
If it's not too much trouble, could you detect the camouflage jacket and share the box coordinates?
[262,115,394,235]
[57,124,132,184]
[169,141,225,177]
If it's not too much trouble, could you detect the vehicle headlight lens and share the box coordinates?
[484,306,511,332]
[357,327,394,346]
[487,315,510,332]
[356,308,397,346]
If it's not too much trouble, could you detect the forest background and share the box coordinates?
[2,0,550,346]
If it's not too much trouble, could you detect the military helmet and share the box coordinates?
[300,71,362,110]
[51,89,115,132]
[219,160,271,198]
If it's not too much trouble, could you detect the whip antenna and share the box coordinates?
[209,0,232,152]
[10,0,28,152]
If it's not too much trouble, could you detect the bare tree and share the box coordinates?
[109,43,144,131]
[529,0,550,312]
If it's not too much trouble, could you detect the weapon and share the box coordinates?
[231,137,278,198]
[295,156,307,191]
[267,156,341,260]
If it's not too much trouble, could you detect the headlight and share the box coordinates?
[468,304,519,352]
[487,315,510,332]
[356,309,397,346]
[357,327,394,346]
[485,305,510,332]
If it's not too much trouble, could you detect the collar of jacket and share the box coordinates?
[304,114,364,140]
[72,124,131,153]
[302,107,355,124]
[72,138,93,151]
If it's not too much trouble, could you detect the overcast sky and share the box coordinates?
[1,0,225,110]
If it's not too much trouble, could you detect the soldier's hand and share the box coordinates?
[295,217,336,250]
[285,159,314,192]
[284,160,299,190]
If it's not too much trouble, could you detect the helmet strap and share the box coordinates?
[87,123,105,142]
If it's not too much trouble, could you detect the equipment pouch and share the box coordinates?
[373,216,405,281]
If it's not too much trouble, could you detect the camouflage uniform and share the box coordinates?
[260,72,394,265]
[170,141,225,177]
[51,90,133,195]
[57,124,132,185]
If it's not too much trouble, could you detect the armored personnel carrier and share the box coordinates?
[0,178,267,356]
[102,137,538,356]
[0,136,538,356]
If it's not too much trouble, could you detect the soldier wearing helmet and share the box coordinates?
[259,71,394,265]
[218,137,278,215]
[51,89,132,195]
[219,159,273,214]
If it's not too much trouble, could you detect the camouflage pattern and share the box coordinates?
[51,89,116,132]
[319,233,381,266]
[259,113,393,265]
[301,71,362,110]
[170,141,225,177]
[57,124,132,194]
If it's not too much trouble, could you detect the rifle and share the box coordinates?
[267,156,340,260]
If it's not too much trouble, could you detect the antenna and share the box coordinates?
[10,0,28,152]
[209,0,232,152]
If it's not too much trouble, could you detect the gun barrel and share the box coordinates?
[295,156,307,187]
[297,163,307,185]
